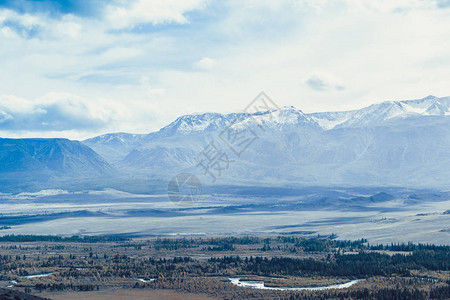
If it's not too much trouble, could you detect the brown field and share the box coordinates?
[39,288,219,300]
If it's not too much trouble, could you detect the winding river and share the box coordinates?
[22,273,54,279]
[229,278,363,291]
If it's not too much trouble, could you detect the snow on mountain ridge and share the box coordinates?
[78,95,450,188]
[231,106,319,130]
[84,95,449,147]
[86,132,144,145]
[158,112,247,134]
[310,95,449,129]
[155,96,449,133]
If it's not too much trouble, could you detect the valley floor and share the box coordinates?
[0,187,448,244]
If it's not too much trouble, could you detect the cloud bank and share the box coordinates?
[1,0,450,138]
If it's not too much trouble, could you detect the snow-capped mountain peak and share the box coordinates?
[157,112,248,136]
[157,106,320,135]
[234,106,318,128]
[310,95,449,129]
[79,95,449,188]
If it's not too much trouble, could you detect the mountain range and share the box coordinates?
[0,138,113,191]
[1,95,449,191]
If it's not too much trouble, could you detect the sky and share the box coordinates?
[1,0,450,140]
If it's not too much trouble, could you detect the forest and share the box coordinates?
[0,235,448,299]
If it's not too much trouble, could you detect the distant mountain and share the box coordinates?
[83,107,321,162]
[0,138,113,187]
[83,95,450,188]
[310,95,450,129]
[82,133,145,163]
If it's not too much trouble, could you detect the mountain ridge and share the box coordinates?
[2,95,448,191]
[81,95,450,188]
[0,137,114,179]
[85,95,450,143]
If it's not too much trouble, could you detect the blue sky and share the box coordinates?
[1,0,450,139]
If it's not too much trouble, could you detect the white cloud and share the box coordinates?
[99,47,143,62]
[0,93,111,132]
[305,73,345,92]
[51,17,83,39]
[1,0,450,138]
[147,88,166,96]
[0,91,185,140]
[194,57,216,70]
[105,0,208,29]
